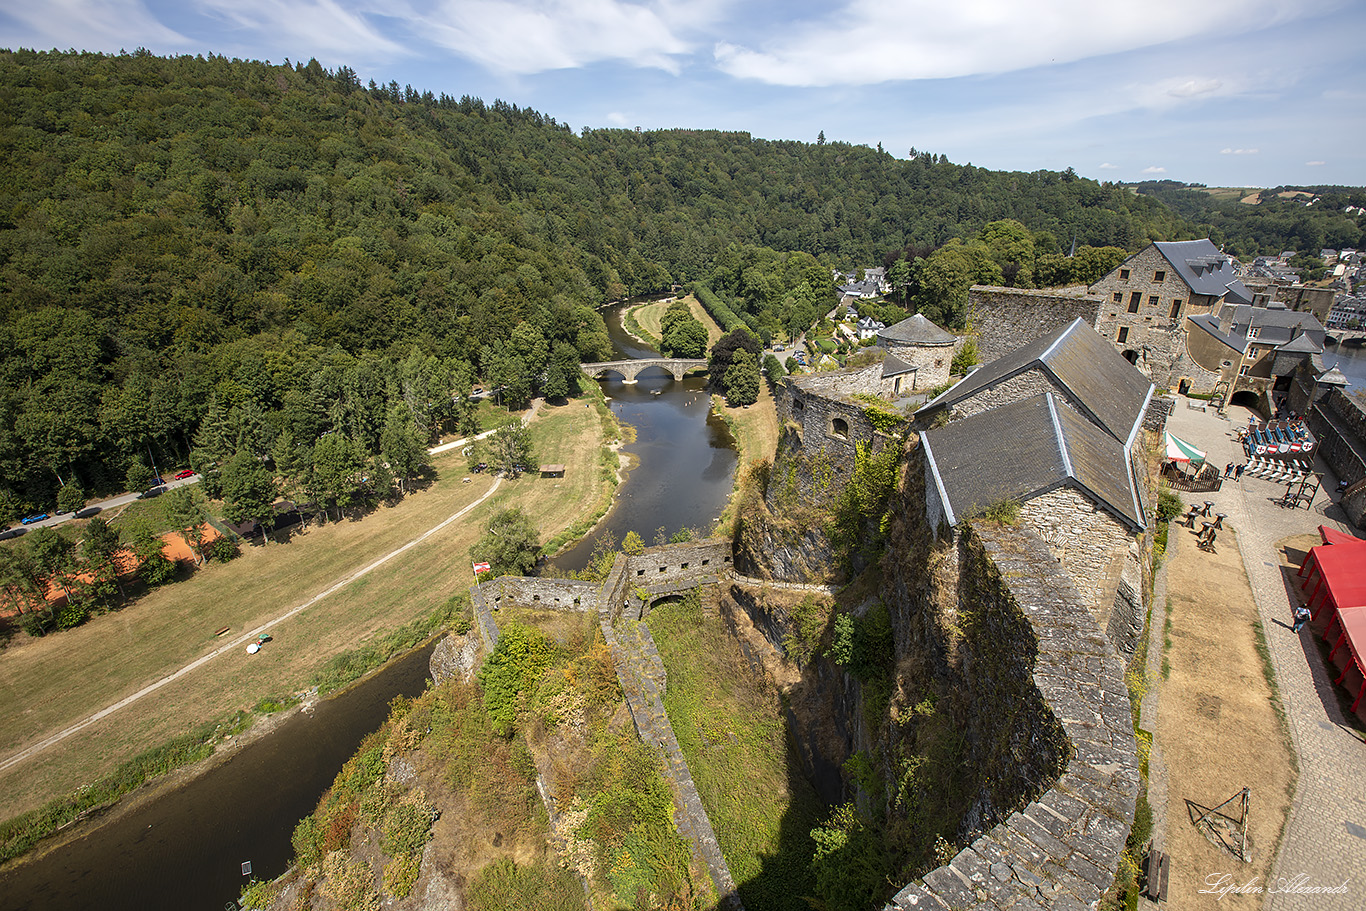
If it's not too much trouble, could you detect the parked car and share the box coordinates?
[151,476,166,486]
[138,486,165,500]
[174,469,195,480]
[20,513,48,525]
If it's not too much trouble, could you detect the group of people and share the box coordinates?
[1222,462,1248,481]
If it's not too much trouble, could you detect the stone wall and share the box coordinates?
[601,540,734,623]
[473,576,601,613]
[967,286,1100,363]
[950,368,1062,419]
[886,525,1138,911]
[1310,388,1366,527]
[1019,487,1141,639]
[884,340,956,392]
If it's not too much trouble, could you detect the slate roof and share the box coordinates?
[1195,304,1327,354]
[881,353,917,377]
[916,318,1154,445]
[879,314,956,346]
[1154,239,1252,304]
[921,393,1144,531]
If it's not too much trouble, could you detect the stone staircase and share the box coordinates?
[598,611,743,910]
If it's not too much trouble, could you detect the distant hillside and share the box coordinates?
[0,47,1359,511]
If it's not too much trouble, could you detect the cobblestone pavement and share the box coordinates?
[1164,396,1365,909]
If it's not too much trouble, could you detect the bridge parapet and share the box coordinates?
[581,358,707,383]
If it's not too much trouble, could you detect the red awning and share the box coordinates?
[1327,606,1366,713]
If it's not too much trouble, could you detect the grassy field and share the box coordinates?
[647,595,820,910]
[0,398,609,820]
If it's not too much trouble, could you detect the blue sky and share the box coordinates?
[2,0,1362,188]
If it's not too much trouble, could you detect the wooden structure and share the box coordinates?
[540,464,566,478]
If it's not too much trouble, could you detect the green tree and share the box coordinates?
[25,526,76,615]
[221,451,277,542]
[165,487,209,565]
[707,327,762,387]
[129,520,176,587]
[125,459,155,495]
[471,507,541,579]
[380,405,429,492]
[56,483,85,515]
[477,422,538,477]
[723,348,760,407]
[310,433,364,521]
[621,530,645,555]
[81,516,125,606]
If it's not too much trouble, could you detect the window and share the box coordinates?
[1117,327,1129,343]
[1248,327,1260,340]
[1154,270,1166,282]
[793,398,804,411]
[1120,269,1130,280]
[1169,300,1182,319]
[1239,364,1250,376]
[831,417,849,439]
[1128,291,1142,313]
[1149,295,1160,308]
[637,568,645,576]
[1113,292,1123,303]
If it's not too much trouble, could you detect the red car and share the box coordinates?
[174,469,196,480]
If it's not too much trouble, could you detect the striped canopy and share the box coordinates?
[1164,432,1206,465]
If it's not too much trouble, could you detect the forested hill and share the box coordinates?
[0,48,1355,512]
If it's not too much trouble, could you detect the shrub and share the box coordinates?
[1156,486,1183,523]
[478,622,557,736]
[978,499,1020,524]
[206,536,241,562]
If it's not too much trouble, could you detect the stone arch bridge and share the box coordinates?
[581,358,707,383]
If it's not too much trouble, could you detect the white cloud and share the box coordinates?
[403,0,723,75]
[605,110,631,126]
[713,0,1318,87]
[1098,162,1119,169]
[195,0,403,57]
[1306,160,1326,166]
[1220,148,1260,154]
[1,0,187,51]
[1142,166,1167,174]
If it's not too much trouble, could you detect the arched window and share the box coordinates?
[831,417,849,439]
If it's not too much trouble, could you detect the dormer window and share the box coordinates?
[1248,327,1260,340]
[1154,270,1166,282]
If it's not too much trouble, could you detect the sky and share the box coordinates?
[2,0,1363,189]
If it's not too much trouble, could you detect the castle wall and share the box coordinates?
[883,340,955,391]
[1310,388,1366,527]
[967,286,1099,363]
[886,525,1138,911]
[776,373,889,469]
[950,368,1062,418]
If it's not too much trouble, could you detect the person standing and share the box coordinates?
[1293,604,1312,633]
[1225,461,1235,477]
[1235,463,1246,481]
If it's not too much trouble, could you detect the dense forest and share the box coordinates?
[1,48,1362,515]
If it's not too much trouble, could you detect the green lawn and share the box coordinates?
[647,596,821,910]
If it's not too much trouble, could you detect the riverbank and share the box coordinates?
[0,398,610,828]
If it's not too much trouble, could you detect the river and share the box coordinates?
[550,301,738,570]
[1321,339,1366,390]
[0,301,738,909]
[0,643,437,911]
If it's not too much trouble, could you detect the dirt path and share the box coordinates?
[1156,522,1295,908]
[0,478,503,775]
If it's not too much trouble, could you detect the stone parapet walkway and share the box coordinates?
[1164,396,1365,908]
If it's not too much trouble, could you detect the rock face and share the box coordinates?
[428,632,481,684]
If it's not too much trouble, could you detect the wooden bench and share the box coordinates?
[1145,849,1170,901]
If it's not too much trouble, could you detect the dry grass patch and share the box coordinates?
[685,293,724,348]
[0,401,608,820]
[1155,525,1295,909]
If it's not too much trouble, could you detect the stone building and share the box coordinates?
[874,313,959,392]
[774,361,905,467]
[915,319,1155,649]
[1091,239,1252,383]
[1185,303,1327,407]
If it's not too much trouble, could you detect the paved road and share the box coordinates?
[1163,396,1365,908]
[2,474,202,539]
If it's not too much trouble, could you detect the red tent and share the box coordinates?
[1298,531,1366,720]
[1298,535,1366,621]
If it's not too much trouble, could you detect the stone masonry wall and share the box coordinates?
[967,286,1100,363]
[1092,246,1207,386]
[474,576,601,613]
[884,340,955,392]
[950,368,1062,419]
[886,525,1138,911]
[1019,487,1139,639]
[1310,388,1366,527]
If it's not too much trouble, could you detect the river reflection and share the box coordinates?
[549,303,738,571]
